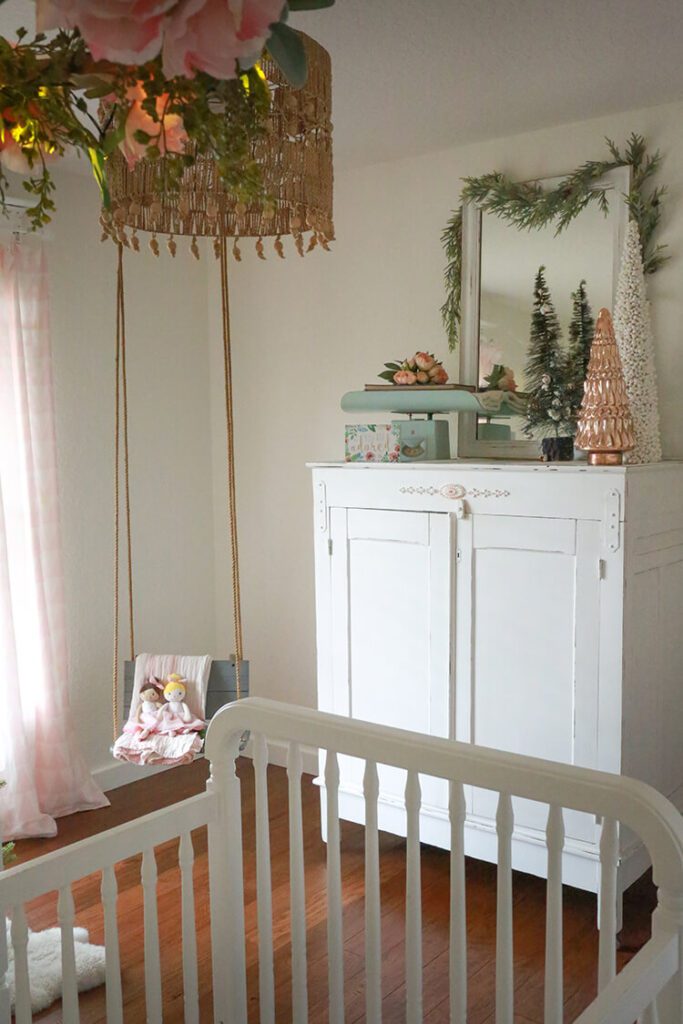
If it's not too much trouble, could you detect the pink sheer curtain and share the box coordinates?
[0,240,108,839]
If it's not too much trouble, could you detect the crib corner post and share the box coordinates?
[207,734,247,1024]
[651,890,683,1024]
[0,905,9,1024]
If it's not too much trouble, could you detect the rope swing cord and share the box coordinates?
[112,241,243,741]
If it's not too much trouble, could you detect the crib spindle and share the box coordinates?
[58,884,80,1023]
[325,750,345,1024]
[11,905,31,1024]
[0,904,9,1024]
[254,733,275,1024]
[449,781,467,1024]
[640,1000,661,1024]
[287,741,308,1023]
[101,866,123,1024]
[405,770,423,1024]
[598,817,619,991]
[179,832,200,1024]
[496,793,514,1024]
[363,759,382,1024]
[141,848,163,1024]
[544,805,565,1024]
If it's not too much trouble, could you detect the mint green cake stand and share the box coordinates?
[341,390,525,417]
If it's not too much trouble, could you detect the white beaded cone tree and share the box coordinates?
[613,220,663,463]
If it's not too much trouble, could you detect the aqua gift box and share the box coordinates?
[345,424,400,463]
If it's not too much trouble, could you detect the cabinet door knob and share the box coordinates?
[440,483,466,500]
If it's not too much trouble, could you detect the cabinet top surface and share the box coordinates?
[307,460,683,475]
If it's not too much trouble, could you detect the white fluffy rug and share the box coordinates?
[5,921,106,1013]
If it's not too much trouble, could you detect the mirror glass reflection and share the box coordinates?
[477,190,613,441]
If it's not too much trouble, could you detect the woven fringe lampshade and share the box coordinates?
[102,30,333,259]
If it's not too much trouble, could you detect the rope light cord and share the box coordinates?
[112,240,244,741]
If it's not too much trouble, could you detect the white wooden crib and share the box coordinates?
[2,696,683,1024]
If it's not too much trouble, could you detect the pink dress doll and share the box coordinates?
[124,679,164,740]
[158,675,205,737]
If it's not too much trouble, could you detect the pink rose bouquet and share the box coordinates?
[378,353,450,387]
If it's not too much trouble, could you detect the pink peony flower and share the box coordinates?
[162,0,284,78]
[497,367,518,392]
[36,0,285,80]
[416,370,429,384]
[0,124,60,175]
[119,84,187,169]
[414,351,435,371]
[430,366,449,385]
[393,369,417,386]
[36,0,176,64]
[0,135,32,174]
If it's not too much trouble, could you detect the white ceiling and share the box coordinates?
[292,0,683,168]
[3,1,683,171]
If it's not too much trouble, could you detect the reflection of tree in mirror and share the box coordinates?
[524,267,574,441]
[567,281,595,425]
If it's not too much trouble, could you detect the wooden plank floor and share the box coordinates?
[11,758,656,1023]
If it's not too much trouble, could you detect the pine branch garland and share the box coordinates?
[441,133,668,350]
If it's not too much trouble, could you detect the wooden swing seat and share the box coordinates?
[122,659,250,723]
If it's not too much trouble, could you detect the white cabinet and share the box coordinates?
[311,461,683,895]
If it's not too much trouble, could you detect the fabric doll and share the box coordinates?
[124,678,164,740]
[158,674,205,737]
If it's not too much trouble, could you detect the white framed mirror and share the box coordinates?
[457,166,631,460]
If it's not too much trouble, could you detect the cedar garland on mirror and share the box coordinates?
[441,134,667,351]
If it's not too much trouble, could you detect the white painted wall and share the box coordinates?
[44,171,215,775]
[208,98,683,714]
[18,97,683,777]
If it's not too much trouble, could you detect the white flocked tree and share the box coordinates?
[613,220,662,463]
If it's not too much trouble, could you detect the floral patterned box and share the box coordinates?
[345,423,400,463]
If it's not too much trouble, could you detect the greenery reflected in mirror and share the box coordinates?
[477,191,612,441]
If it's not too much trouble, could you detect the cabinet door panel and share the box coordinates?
[330,508,452,811]
[467,515,599,843]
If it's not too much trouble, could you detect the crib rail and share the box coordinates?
[0,791,216,1024]
[2,697,683,1024]
[205,698,683,1024]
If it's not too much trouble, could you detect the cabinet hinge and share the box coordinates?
[328,538,333,556]
[315,481,328,533]
[604,489,621,552]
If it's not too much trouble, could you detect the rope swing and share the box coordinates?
[104,32,334,743]
[112,242,244,740]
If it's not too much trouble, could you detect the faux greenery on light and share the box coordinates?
[0,0,334,229]
[441,134,667,350]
